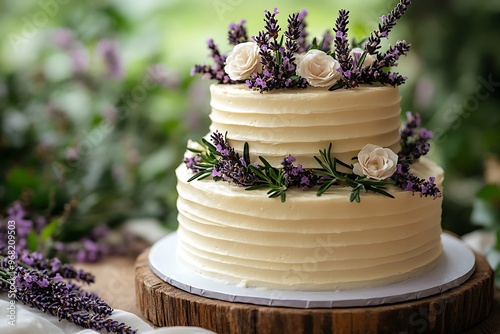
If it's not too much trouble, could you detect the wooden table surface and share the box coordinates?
[77,255,500,333]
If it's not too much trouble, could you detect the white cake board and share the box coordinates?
[148,233,475,308]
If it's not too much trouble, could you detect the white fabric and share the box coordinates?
[0,295,216,334]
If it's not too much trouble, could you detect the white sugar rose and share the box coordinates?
[350,47,376,68]
[296,49,341,87]
[224,42,262,81]
[353,144,398,181]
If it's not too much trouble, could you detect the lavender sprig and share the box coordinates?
[0,202,33,252]
[392,163,441,199]
[399,112,433,162]
[389,112,442,199]
[366,0,412,55]
[281,155,321,190]
[297,10,309,52]
[228,20,248,46]
[333,10,352,74]
[0,249,137,333]
[19,250,95,283]
[191,39,234,84]
[331,10,364,90]
[359,40,411,87]
[247,9,308,92]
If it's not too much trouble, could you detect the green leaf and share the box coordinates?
[27,230,38,252]
[334,158,353,170]
[471,197,500,228]
[357,51,368,70]
[187,147,204,154]
[248,165,268,182]
[188,170,212,182]
[368,187,395,199]
[350,189,361,203]
[245,184,269,191]
[476,184,500,201]
[316,179,335,196]
[40,218,59,242]
[280,192,286,203]
[329,80,345,91]
[243,142,251,166]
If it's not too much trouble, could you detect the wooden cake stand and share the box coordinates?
[135,246,494,334]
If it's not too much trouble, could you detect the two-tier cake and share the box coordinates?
[176,0,444,291]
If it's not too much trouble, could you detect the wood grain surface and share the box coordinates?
[135,248,497,334]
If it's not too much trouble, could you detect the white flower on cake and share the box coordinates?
[353,144,398,181]
[296,49,341,87]
[350,47,376,68]
[224,42,262,80]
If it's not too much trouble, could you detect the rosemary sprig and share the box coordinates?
[186,138,221,182]
[247,156,288,203]
[313,144,395,202]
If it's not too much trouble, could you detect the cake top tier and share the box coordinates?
[192,0,411,93]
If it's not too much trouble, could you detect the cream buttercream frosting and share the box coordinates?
[209,84,402,168]
[175,84,444,291]
[175,158,443,290]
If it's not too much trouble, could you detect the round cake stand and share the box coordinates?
[135,234,495,334]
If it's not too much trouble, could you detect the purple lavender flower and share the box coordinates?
[297,10,309,52]
[183,155,202,172]
[366,0,412,55]
[334,10,351,72]
[392,163,441,199]
[0,202,33,251]
[96,39,124,80]
[248,9,308,92]
[0,248,136,334]
[332,10,364,89]
[281,155,322,190]
[399,112,433,162]
[228,20,248,45]
[192,39,234,84]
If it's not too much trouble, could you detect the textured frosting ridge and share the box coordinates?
[209,84,402,168]
[175,158,444,290]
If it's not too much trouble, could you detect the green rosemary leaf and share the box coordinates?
[357,51,368,70]
[334,158,353,170]
[316,179,335,196]
[268,167,278,180]
[243,142,251,166]
[329,80,345,91]
[194,163,215,168]
[187,147,204,154]
[248,165,269,182]
[350,188,361,203]
[188,170,212,182]
[313,155,329,172]
[368,186,395,199]
[259,156,273,170]
[245,184,270,191]
[309,37,318,50]
[267,189,281,198]
[280,191,286,203]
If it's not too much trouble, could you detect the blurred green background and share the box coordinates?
[1,0,499,271]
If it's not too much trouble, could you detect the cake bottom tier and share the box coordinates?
[175,158,444,291]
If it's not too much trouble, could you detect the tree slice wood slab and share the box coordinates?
[135,248,495,334]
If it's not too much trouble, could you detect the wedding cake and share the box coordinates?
[176,0,444,291]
